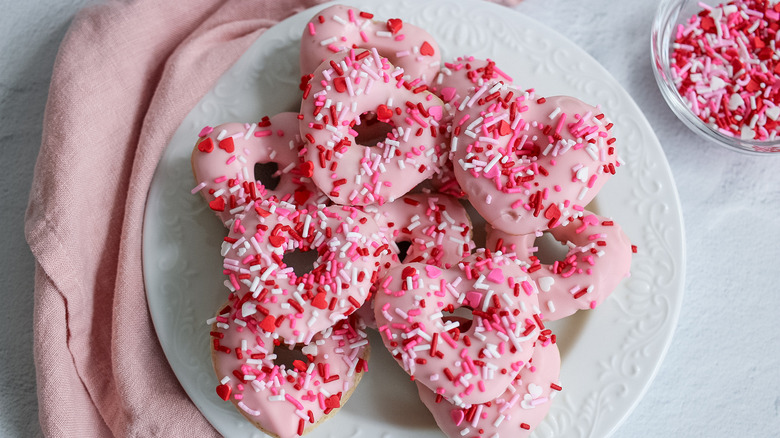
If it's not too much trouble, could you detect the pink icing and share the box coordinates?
[432,56,514,110]
[426,57,515,200]
[487,210,632,320]
[364,192,474,269]
[452,91,621,235]
[221,198,389,341]
[356,192,475,329]
[299,4,441,83]
[211,301,369,438]
[191,113,324,225]
[299,49,447,206]
[417,340,561,438]
[373,251,543,405]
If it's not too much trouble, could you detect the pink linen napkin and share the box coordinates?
[25,0,522,436]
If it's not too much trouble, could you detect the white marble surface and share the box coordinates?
[2,0,778,437]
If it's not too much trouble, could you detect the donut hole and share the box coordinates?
[283,249,320,277]
[396,240,412,262]
[441,307,474,333]
[354,111,394,147]
[533,232,570,264]
[254,162,281,191]
[462,200,487,250]
[272,344,310,371]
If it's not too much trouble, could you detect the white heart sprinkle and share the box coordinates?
[520,394,535,409]
[528,383,543,398]
[241,302,257,317]
[538,276,555,292]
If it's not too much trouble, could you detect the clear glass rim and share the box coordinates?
[650,0,780,155]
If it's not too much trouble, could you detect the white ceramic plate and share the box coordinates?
[143,1,685,437]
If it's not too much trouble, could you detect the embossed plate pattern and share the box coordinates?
[143,1,685,437]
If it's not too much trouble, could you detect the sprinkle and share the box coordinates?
[671,0,780,142]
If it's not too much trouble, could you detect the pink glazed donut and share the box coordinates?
[192,113,323,225]
[364,192,474,269]
[426,57,515,200]
[300,4,441,84]
[355,192,474,329]
[211,301,370,438]
[373,251,543,406]
[429,160,467,199]
[433,56,514,108]
[487,211,633,320]
[451,91,621,235]
[299,50,447,206]
[417,340,561,438]
[221,199,389,341]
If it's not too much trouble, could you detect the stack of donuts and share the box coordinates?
[190,5,633,438]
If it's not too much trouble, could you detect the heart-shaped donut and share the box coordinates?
[451,90,620,235]
[210,300,370,438]
[416,339,561,438]
[191,113,323,226]
[363,192,474,269]
[432,56,514,109]
[373,251,543,405]
[299,50,447,206]
[221,199,389,341]
[299,4,441,83]
[356,192,474,328]
[487,210,633,320]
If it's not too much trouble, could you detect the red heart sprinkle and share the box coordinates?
[198,137,214,153]
[268,235,285,247]
[420,41,435,56]
[376,104,393,121]
[216,383,232,401]
[700,16,715,33]
[333,77,347,93]
[386,18,403,34]
[300,161,314,178]
[209,197,225,212]
[294,189,311,205]
[312,292,328,309]
[498,120,511,136]
[324,394,341,409]
[260,315,276,332]
[218,137,235,153]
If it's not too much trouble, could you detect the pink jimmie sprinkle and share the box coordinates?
[671,0,780,141]
[198,126,213,137]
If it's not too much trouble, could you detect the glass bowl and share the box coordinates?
[651,0,780,154]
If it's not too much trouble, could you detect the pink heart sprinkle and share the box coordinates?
[199,126,214,137]
[441,87,457,102]
[425,265,442,279]
[450,408,465,426]
[484,165,500,179]
[486,268,504,284]
[466,291,482,309]
[428,105,443,121]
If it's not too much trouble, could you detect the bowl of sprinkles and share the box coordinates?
[653,0,780,154]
